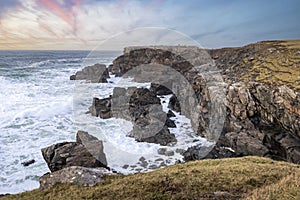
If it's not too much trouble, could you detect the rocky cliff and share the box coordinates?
[108,40,300,163]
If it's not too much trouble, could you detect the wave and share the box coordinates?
[16,58,83,69]
[11,97,73,123]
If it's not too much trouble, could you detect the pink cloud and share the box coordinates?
[37,0,81,33]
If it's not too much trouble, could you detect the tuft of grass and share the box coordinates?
[2,156,300,200]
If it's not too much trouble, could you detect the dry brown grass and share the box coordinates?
[3,156,300,200]
[241,40,300,91]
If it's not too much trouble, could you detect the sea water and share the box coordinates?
[0,50,210,194]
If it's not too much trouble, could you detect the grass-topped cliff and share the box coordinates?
[210,40,300,91]
[3,40,299,200]
[3,156,299,200]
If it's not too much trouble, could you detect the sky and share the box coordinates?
[0,0,299,50]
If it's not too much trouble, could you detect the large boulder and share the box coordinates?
[70,64,109,83]
[41,131,108,172]
[39,166,112,190]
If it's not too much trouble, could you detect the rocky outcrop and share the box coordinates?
[39,166,112,190]
[107,42,300,164]
[70,64,109,83]
[41,131,108,172]
[149,83,173,95]
[89,87,177,146]
[183,145,236,161]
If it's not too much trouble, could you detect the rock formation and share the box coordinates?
[41,131,108,172]
[89,87,177,146]
[39,166,112,190]
[107,41,300,164]
[70,63,109,83]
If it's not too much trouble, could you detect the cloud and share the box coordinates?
[0,0,299,49]
[0,0,20,15]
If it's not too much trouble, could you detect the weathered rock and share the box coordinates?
[70,64,109,83]
[90,87,177,146]
[165,118,176,128]
[39,166,112,190]
[168,94,181,113]
[225,131,269,156]
[76,130,108,166]
[89,97,112,119]
[183,145,236,161]
[150,83,173,95]
[41,131,108,172]
[167,110,176,118]
[130,125,177,146]
[102,43,300,163]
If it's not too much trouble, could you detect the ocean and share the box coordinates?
[0,50,209,194]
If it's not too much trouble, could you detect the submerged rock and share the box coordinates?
[39,166,112,190]
[21,159,35,167]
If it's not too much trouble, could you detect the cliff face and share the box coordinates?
[109,40,300,163]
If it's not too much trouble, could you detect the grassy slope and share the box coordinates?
[241,40,300,91]
[3,156,300,200]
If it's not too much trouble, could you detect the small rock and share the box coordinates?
[122,164,129,169]
[165,118,176,128]
[139,156,146,162]
[155,158,164,162]
[157,148,167,155]
[175,148,186,154]
[21,159,35,167]
[165,150,175,156]
[149,164,158,169]
[167,110,176,118]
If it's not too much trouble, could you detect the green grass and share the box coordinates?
[3,156,300,200]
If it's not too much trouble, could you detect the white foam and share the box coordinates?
[0,52,211,194]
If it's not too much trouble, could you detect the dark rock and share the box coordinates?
[225,131,269,156]
[175,148,186,154]
[148,164,158,169]
[132,125,177,146]
[165,150,175,156]
[41,131,108,172]
[150,83,173,95]
[97,44,300,164]
[39,166,112,190]
[139,156,146,162]
[21,159,35,167]
[167,110,176,118]
[70,64,109,83]
[122,164,129,169]
[157,148,167,155]
[183,145,236,161]
[76,130,107,166]
[165,118,176,128]
[89,97,111,119]
[90,87,177,146]
[69,74,76,80]
[168,95,181,113]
